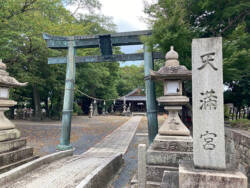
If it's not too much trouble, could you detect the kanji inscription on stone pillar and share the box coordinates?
[192,37,226,169]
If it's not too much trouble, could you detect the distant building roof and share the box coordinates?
[117,88,146,101]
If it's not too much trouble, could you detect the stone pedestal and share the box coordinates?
[158,107,190,136]
[179,161,248,188]
[146,134,193,186]
[0,106,38,173]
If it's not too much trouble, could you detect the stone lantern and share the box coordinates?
[0,60,37,173]
[0,59,27,137]
[150,46,191,136]
[145,47,193,186]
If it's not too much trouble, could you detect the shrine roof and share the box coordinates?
[117,88,146,101]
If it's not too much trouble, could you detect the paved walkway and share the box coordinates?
[5,116,142,188]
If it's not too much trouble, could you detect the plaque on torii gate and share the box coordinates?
[43,30,164,150]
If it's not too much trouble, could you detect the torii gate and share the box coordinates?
[43,30,163,150]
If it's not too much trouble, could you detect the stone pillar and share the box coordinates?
[89,103,93,118]
[192,37,225,169]
[123,97,126,114]
[102,101,106,115]
[93,100,98,116]
[138,144,146,188]
[111,104,114,113]
[179,37,247,188]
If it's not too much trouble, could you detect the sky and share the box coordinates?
[99,0,148,32]
[67,0,150,66]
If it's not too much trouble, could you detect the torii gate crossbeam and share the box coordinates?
[43,30,163,150]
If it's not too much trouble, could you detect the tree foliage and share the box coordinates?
[144,0,250,112]
[0,0,120,119]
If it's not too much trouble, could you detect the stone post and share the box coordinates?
[93,100,98,116]
[102,101,106,115]
[89,103,93,118]
[179,37,247,188]
[138,144,146,188]
[192,37,225,169]
[123,97,126,114]
[111,104,114,113]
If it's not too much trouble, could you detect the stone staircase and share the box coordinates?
[0,136,38,173]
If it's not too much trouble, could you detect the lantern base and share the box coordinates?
[0,107,16,130]
[157,96,189,106]
[0,128,20,142]
[159,106,190,136]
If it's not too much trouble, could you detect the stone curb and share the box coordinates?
[76,117,142,188]
[0,149,74,184]
[76,153,123,188]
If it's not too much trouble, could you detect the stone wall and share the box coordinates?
[225,127,250,184]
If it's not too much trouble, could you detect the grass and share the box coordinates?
[226,118,250,130]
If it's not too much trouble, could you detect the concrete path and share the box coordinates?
[4,116,142,188]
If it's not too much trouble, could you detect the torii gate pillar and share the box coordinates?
[144,44,158,144]
[57,40,76,151]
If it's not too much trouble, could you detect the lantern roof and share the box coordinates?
[149,46,191,80]
[0,59,28,87]
[165,46,179,64]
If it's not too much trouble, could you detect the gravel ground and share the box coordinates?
[13,115,129,156]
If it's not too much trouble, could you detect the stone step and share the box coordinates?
[131,174,161,188]
[161,170,179,188]
[147,164,178,182]
[147,181,161,188]
[0,155,39,173]
[147,147,192,166]
[0,138,27,154]
[131,180,161,188]
[0,146,34,166]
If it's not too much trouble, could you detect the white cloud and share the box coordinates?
[67,0,148,32]
[99,0,148,32]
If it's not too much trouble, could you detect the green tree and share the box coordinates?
[224,24,250,118]
[0,0,118,119]
[144,0,250,115]
[117,64,145,96]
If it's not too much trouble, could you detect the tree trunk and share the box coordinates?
[33,85,41,120]
[239,108,242,119]
[45,98,49,118]
[247,108,250,120]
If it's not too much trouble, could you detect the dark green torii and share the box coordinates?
[43,30,162,150]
